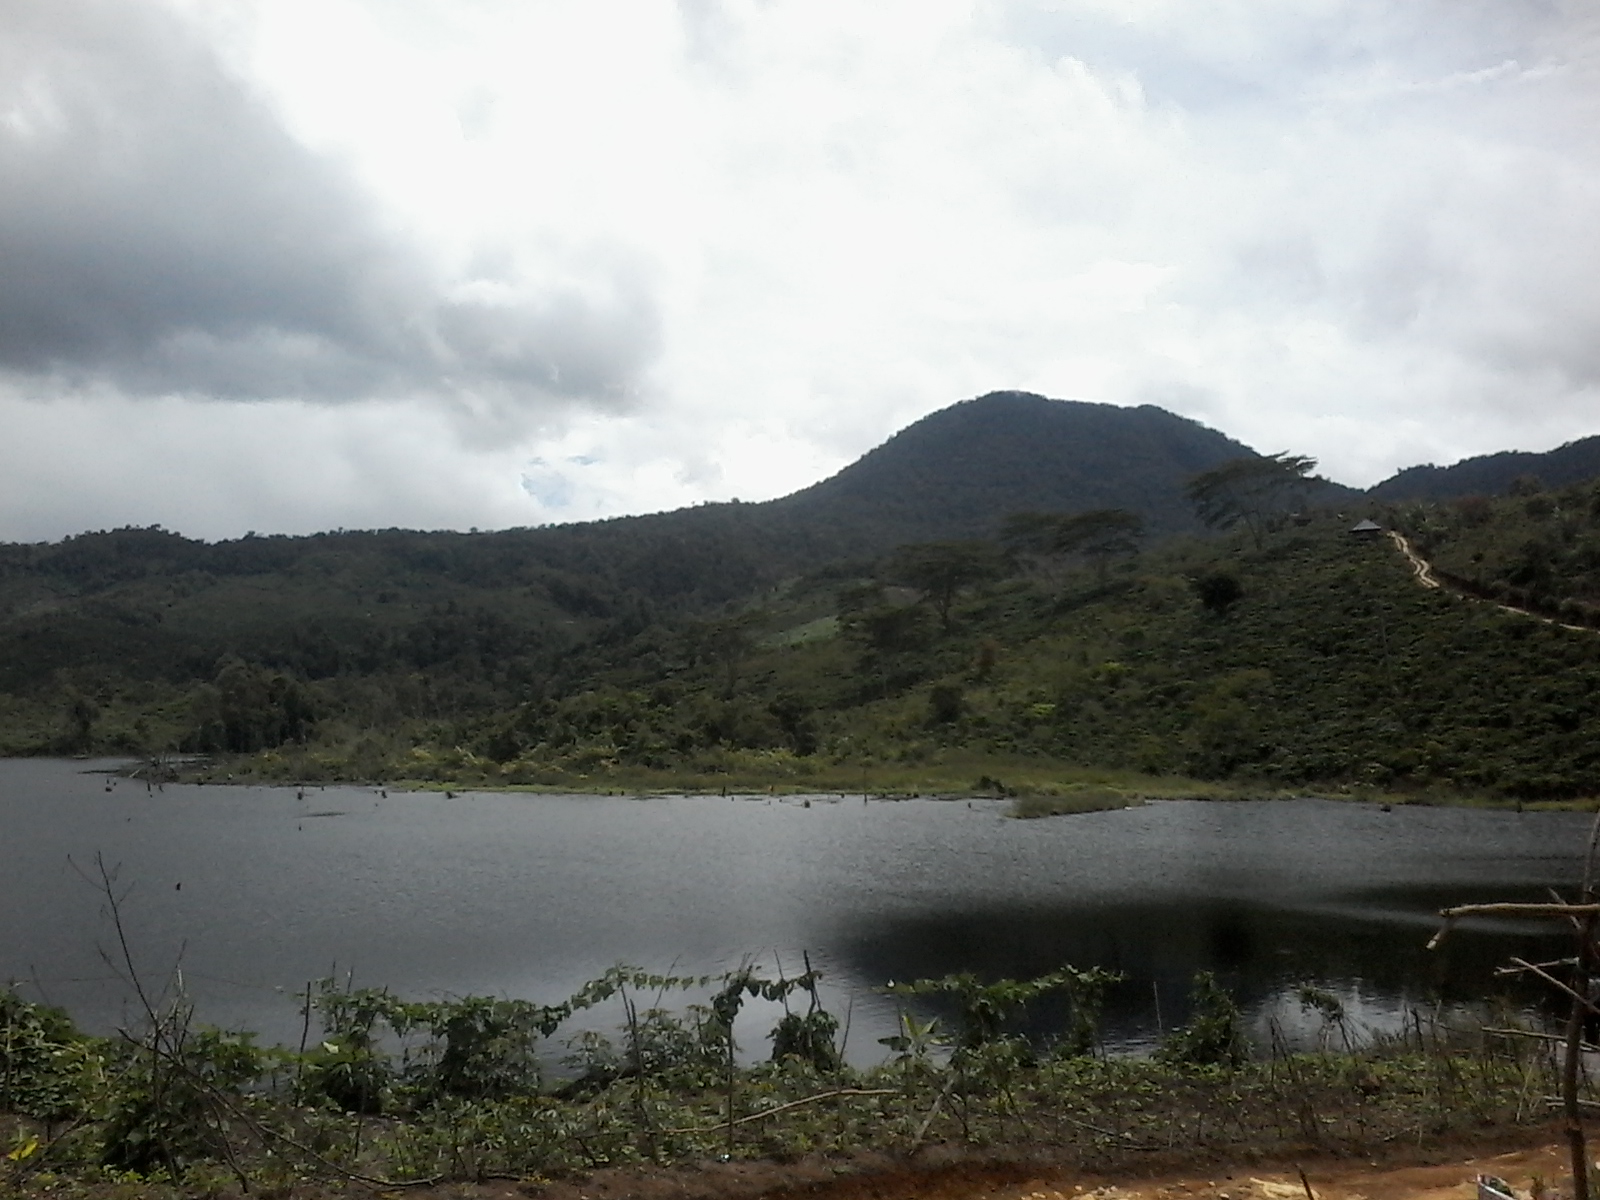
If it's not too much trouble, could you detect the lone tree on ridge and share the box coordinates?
[1185,453,1318,548]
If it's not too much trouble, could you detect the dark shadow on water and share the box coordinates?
[834,883,1570,1051]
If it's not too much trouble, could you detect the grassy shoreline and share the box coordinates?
[112,749,1600,814]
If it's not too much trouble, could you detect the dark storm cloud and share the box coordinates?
[0,0,658,409]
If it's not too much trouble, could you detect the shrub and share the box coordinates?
[1157,971,1247,1068]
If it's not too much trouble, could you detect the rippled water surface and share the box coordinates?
[0,759,1586,1056]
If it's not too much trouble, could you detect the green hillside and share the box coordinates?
[6,394,1600,802]
[1388,476,1600,625]
[17,497,1597,803]
[409,507,1600,801]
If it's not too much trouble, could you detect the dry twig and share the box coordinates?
[662,1088,895,1135]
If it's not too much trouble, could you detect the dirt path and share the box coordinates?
[962,1145,1570,1200]
[441,1139,1575,1200]
[1386,530,1591,634]
[1388,531,1443,591]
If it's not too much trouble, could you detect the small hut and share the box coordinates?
[1349,518,1383,537]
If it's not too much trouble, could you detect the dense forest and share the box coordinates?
[1368,433,1600,502]
[5,393,1600,800]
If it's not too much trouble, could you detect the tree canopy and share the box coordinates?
[1184,454,1318,547]
[1001,509,1144,580]
[884,540,1006,628]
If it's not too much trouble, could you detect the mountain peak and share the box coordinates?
[771,392,1264,546]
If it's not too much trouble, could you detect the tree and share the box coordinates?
[189,658,317,753]
[1184,453,1318,547]
[885,541,1005,629]
[1192,570,1243,615]
[63,688,99,754]
[1002,509,1144,581]
[841,602,935,655]
[999,512,1063,557]
[927,682,963,725]
[685,614,760,699]
[1056,509,1144,580]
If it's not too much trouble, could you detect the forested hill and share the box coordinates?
[768,391,1278,543]
[0,392,1290,643]
[1368,434,1600,502]
[0,392,1290,708]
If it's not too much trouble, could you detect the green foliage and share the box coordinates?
[768,1010,840,1074]
[305,986,399,1113]
[1004,508,1144,581]
[1185,454,1319,547]
[100,1026,265,1174]
[0,990,95,1120]
[0,964,1575,1189]
[884,965,1122,1053]
[877,1011,946,1064]
[18,453,1600,804]
[884,541,1006,629]
[101,505,1600,801]
[927,682,964,724]
[307,967,720,1110]
[1157,971,1247,1068]
[187,657,315,753]
[1405,479,1600,626]
[1370,435,1600,503]
[1296,985,1353,1051]
[1191,570,1243,615]
[842,601,935,656]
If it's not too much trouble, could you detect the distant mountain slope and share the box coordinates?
[768,391,1286,545]
[1368,435,1600,502]
[511,391,1311,586]
[0,391,1332,696]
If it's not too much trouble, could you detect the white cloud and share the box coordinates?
[0,0,662,417]
[6,0,1600,539]
[0,389,546,541]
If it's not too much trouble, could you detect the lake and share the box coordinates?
[0,758,1586,1061]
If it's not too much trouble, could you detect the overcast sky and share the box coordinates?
[3,0,1599,542]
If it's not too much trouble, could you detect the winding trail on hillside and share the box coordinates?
[1388,530,1442,590]
[1387,530,1593,633]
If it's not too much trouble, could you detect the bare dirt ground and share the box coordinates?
[420,1130,1574,1200]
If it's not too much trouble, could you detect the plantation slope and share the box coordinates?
[806,515,1600,797]
[1389,530,1597,634]
[1384,478,1600,632]
[292,510,1600,800]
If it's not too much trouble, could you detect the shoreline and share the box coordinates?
[65,752,1598,814]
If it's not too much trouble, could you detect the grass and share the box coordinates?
[760,615,840,647]
[166,741,1600,813]
[179,745,1263,802]
[1008,788,1144,818]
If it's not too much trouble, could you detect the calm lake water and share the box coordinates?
[0,758,1586,1061]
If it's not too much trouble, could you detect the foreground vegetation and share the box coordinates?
[0,960,1573,1198]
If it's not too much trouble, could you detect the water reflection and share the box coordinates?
[833,888,1566,1052]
